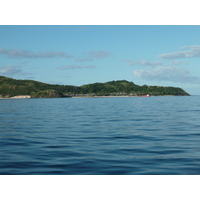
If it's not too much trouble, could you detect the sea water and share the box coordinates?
[0,96,200,174]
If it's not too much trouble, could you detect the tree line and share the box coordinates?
[0,76,190,98]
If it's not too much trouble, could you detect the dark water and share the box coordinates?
[0,96,200,175]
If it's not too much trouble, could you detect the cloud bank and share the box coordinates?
[159,46,200,60]
[133,66,200,84]
[126,59,163,67]
[0,47,73,59]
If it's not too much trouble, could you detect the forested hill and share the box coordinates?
[0,76,190,98]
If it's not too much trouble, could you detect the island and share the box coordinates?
[0,76,190,98]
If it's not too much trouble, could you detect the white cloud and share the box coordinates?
[76,51,111,62]
[179,45,200,50]
[133,66,200,84]
[60,65,95,70]
[126,59,163,67]
[169,60,188,66]
[0,47,73,59]
[159,45,200,60]
[88,51,110,59]
[76,58,93,62]
[0,65,22,76]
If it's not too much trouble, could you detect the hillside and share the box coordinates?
[0,76,190,98]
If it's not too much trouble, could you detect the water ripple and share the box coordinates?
[0,96,200,174]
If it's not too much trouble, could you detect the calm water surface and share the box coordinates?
[0,96,200,174]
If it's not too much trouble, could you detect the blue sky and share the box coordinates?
[1,25,200,94]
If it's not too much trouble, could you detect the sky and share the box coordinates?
[1,25,200,95]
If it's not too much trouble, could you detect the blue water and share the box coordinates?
[0,96,200,175]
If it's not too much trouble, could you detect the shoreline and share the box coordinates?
[0,95,190,100]
[72,95,181,98]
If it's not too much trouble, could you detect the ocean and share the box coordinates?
[0,96,200,175]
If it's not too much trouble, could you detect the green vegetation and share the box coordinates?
[0,76,190,98]
[30,90,63,98]
[80,80,190,96]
